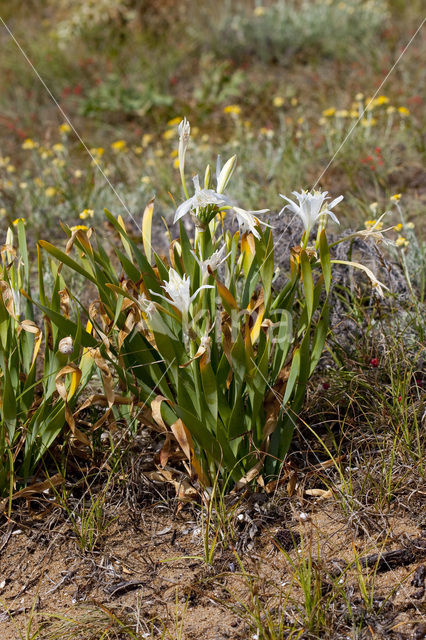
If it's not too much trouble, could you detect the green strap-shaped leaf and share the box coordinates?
[200,360,218,423]
[282,348,300,406]
[39,241,97,285]
[319,230,331,295]
[259,228,274,308]
[300,251,314,321]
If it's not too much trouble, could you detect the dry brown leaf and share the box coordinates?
[170,418,192,461]
[0,473,65,513]
[287,470,298,496]
[151,395,168,433]
[159,432,173,467]
[305,488,334,500]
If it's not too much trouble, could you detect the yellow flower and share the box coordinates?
[273,96,285,108]
[173,158,179,169]
[253,6,266,16]
[22,138,37,150]
[39,147,52,159]
[74,169,83,178]
[390,193,401,202]
[59,123,71,134]
[90,147,104,158]
[6,164,16,173]
[167,116,182,126]
[134,146,143,155]
[355,92,364,101]
[79,208,94,220]
[19,182,27,189]
[52,158,65,167]
[406,222,414,229]
[375,95,389,106]
[260,127,274,138]
[398,106,410,116]
[162,129,175,140]
[365,219,383,230]
[0,207,6,216]
[154,148,164,158]
[361,117,377,127]
[170,149,178,158]
[191,126,199,136]
[393,223,403,231]
[142,134,153,147]
[70,225,89,232]
[141,176,151,184]
[322,108,336,117]
[224,104,241,115]
[290,97,298,106]
[349,110,358,118]
[395,236,409,247]
[111,140,127,152]
[386,106,396,114]
[52,143,65,153]
[12,217,26,225]
[367,95,389,109]
[33,177,43,187]
[335,109,349,118]
[297,117,304,124]
[45,187,57,197]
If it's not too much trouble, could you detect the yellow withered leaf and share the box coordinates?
[142,197,155,264]
[56,364,82,402]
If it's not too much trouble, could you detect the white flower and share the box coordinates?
[150,268,213,315]
[279,189,343,237]
[192,245,230,281]
[137,293,156,319]
[233,206,271,240]
[178,118,190,180]
[174,175,231,224]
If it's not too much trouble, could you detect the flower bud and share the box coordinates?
[58,336,73,354]
[217,155,237,194]
[204,164,212,189]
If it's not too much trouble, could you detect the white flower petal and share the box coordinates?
[174,198,194,223]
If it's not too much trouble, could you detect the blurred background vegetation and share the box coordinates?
[0,0,424,237]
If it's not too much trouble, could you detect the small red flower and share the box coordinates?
[370,357,379,368]
[322,382,330,390]
[375,147,382,155]
[398,395,402,403]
